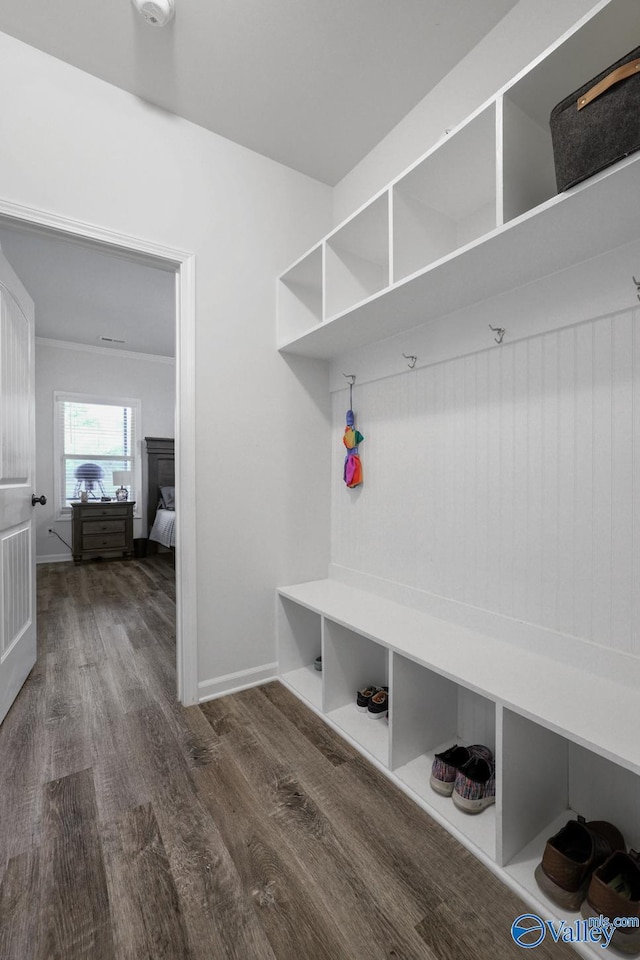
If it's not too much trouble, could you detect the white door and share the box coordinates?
[0,250,37,725]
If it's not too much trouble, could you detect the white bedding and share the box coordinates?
[149,507,176,548]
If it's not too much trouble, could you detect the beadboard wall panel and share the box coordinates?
[331,307,639,659]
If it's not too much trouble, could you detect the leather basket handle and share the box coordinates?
[577,57,640,110]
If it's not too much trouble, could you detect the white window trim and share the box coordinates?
[53,390,142,521]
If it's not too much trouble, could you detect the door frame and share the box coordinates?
[0,197,198,706]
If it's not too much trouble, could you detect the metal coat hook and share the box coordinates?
[633,276,640,302]
[402,353,418,369]
[489,324,506,344]
[343,373,356,409]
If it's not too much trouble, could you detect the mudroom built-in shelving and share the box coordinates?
[275,0,640,954]
[276,580,640,958]
[276,0,640,361]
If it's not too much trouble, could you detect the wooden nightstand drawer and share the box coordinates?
[83,532,126,550]
[83,519,126,535]
[78,504,130,519]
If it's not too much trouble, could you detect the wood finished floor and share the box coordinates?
[0,558,574,960]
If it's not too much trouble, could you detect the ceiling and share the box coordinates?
[0,0,519,185]
[0,1,519,352]
[0,226,176,357]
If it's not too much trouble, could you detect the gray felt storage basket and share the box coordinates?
[550,45,640,192]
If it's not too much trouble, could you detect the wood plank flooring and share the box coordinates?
[0,558,574,959]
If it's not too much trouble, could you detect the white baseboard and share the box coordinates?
[198,662,278,703]
[37,554,72,564]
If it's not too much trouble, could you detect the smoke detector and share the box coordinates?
[131,0,175,27]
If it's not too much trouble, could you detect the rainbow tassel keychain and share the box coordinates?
[343,375,363,488]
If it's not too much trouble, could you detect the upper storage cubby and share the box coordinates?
[393,105,497,282]
[325,193,390,320]
[277,0,640,360]
[277,244,323,345]
[502,0,639,221]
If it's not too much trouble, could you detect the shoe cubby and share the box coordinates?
[323,619,389,766]
[324,193,390,320]
[276,595,323,711]
[390,653,497,857]
[393,104,497,282]
[502,0,639,223]
[277,244,323,345]
[277,578,640,950]
[500,708,640,918]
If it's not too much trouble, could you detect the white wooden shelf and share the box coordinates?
[278,153,640,359]
[278,578,640,775]
[277,245,323,344]
[324,193,389,320]
[276,578,640,959]
[276,0,640,360]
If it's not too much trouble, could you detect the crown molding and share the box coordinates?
[36,336,175,364]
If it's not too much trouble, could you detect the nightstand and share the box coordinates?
[71,501,135,564]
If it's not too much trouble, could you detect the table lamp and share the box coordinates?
[113,470,132,501]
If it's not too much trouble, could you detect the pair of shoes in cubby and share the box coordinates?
[429,743,495,814]
[535,816,640,954]
[356,685,389,719]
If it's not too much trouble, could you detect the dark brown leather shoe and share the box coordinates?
[581,850,640,954]
[534,815,625,910]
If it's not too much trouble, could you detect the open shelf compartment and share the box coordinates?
[325,193,390,320]
[277,244,323,344]
[501,708,640,931]
[276,595,323,711]
[393,103,497,282]
[323,619,389,766]
[391,652,497,858]
[502,0,638,222]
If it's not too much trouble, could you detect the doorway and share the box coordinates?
[0,198,197,706]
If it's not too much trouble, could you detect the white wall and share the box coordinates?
[0,30,333,692]
[333,0,598,223]
[35,340,175,561]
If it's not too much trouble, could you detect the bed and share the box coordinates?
[145,436,175,552]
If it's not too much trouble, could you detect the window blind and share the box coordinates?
[54,393,140,511]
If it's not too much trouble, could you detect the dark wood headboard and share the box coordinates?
[145,436,175,546]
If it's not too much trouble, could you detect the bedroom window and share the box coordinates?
[54,392,142,516]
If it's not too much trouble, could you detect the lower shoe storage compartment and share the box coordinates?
[276,583,640,958]
[277,596,323,711]
[390,653,497,858]
[501,708,640,940]
[323,620,389,766]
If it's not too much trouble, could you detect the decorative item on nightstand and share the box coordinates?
[113,470,132,502]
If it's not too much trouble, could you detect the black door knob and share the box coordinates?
[32,494,47,506]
